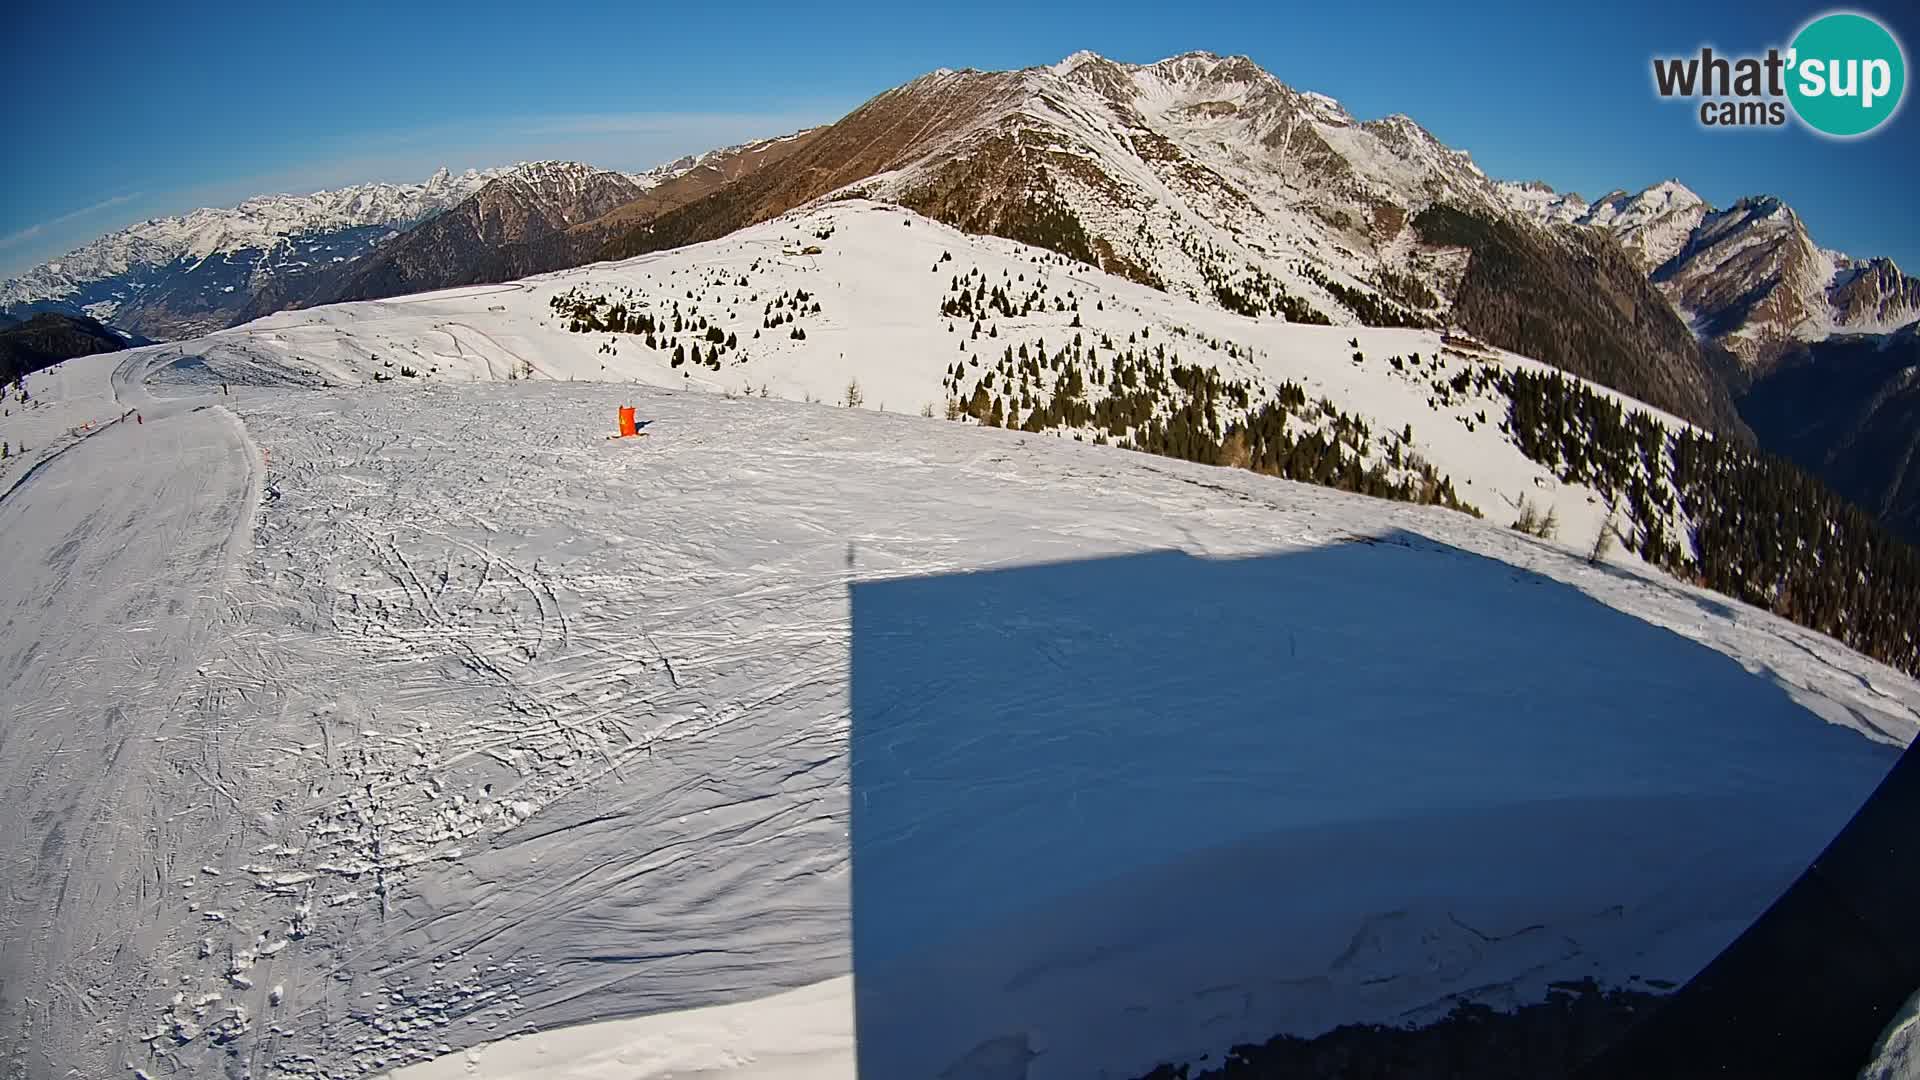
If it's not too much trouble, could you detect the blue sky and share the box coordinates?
[4,0,1915,277]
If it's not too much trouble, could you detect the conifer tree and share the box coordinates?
[967,384,991,420]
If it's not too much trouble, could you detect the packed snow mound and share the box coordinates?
[2,338,1916,1080]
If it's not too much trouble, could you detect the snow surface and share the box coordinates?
[1862,988,1920,1080]
[382,980,851,1080]
[1492,180,1587,224]
[97,199,1700,568]
[2,204,1917,1080]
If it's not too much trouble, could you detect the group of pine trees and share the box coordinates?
[763,288,820,336]
[548,246,1917,678]
[1176,233,1326,324]
[937,306,1915,676]
[1411,202,1742,433]
[1206,263,1331,325]
[938,265,1083,323]
[1370,266,1440,312]
[927,260,1475,515]
[1498,367,1920,676]
[1671,431,1919,674]
[1295,262,1432,329]
[1225,394,1472,511]
[938,318,1476,517]
[1175,229,1425,329]
[548,273,830,373]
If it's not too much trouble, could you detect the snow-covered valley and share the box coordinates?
[1,204,1916,1080]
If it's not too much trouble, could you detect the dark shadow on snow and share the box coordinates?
[847,529,1901,1079]
[1579,734,1920,1080]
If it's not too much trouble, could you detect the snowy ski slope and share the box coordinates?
[83,200,1699,561]
[0,205,1916,1080]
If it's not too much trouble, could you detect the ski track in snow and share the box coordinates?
[0,357,262,1079]
[0,212,1917,1079]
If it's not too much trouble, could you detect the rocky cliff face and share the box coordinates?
[603,51,1744,433]
[1503,182,1920,374]
[1500,177,1920,540]
[320,162,650,304]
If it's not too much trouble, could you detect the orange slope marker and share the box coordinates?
[610,405,649,440]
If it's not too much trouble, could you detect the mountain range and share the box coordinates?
[1496,180,1920,540]
[1499,179,1920,369]
[0,141,810,342]
[235,159,653,319]
[8,55,1920,1080]
[1,167,502,338]
[5,49,1917,536]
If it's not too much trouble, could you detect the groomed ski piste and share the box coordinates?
[1,201,1916,1080]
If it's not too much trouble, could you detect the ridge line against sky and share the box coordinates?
[3,0,1915,278]
[0,109,848,277]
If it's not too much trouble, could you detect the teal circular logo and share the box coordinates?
[1787,12,1907,137]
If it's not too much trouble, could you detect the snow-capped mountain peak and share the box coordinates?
[1050,48,1108,76]
[480,160,643,223]
[0,166,505,335]
[1493,180,1590,223]
[10,201,1916,1079]
[1584,180,1705,227]
[1494,178,1712,272]
[1498,178,1920,365]
[0,160,704,340]
[1645,178,1704,209]
[588,47,1734,426]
